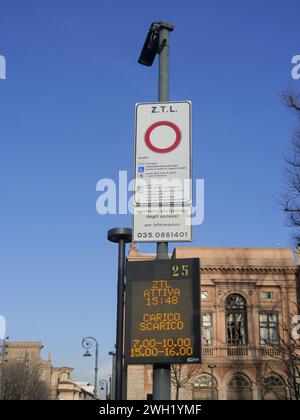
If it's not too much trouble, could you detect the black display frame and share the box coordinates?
[125,258,201,365]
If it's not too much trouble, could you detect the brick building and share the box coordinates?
[126,246,300,400]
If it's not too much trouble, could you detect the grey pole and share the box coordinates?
[153,21,174,401]
[108,228,132,400]
[109,350,116,400]
[156,21,174,262]
[82,336,99,399]
[116,238,125,400]
[95,342,99,399]
[158,23,172,102]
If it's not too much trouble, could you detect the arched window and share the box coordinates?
[194,374,216,388]
[262,375,286,400]
[229,374,251,388]
[228,373,252,400]
[193,374,217,400]
[226,294,247,345]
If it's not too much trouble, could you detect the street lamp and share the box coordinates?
[107,227,132,400]
[82,337,99,400]
[208,364,216,400]
[99,379,108,400]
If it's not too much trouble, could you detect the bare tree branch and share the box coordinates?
[264,320,300,400]
[171,364,202,400]
[281,90,300,243]
[0,360,50,400]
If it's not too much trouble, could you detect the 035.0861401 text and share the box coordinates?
[135,231,189,239]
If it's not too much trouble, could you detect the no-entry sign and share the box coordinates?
[134,101,191,205]
[145,120,181,153]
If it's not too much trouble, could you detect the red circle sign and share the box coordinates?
[145,121,181,153]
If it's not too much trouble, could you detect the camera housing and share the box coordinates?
[138,21,174,67]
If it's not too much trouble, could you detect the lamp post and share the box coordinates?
[208,364,216,400]
[82,337,99,400]
[109,350,116,400]
[107,227,132,400]
[99,379,108,400]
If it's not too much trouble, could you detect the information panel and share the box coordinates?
[125,259,200,365]
[133,206,192,242]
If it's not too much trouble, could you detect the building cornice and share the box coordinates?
[200,265,297,274]
[211,278,257,285]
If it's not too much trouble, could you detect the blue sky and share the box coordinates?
[0,0,300,389]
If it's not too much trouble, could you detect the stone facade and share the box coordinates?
[0,341,93,400]
[126,247,300,400]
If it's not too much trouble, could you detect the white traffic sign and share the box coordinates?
[133,206,192,242]
[134,101,191,205]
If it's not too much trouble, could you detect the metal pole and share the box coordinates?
[82,337,99,400]
[156,22,173,261]
[94,342,99,399]
[108,376,112,400]
[109,351,116,400]
[158,24,170,102]
[108,228,132,401]
[116,239,126,400]
[153,22,174,401]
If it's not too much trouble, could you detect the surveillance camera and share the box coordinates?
[138,22,160,66]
